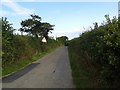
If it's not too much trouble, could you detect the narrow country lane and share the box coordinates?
[2,46,75,88]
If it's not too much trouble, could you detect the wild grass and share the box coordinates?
[2,47,58,77]
[68,45,106,88]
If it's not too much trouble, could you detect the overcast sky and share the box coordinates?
[0,0,119,39]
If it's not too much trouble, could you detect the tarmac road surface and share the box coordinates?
[2,46,75,88]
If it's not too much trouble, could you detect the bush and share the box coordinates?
[2,17,62,68]
[68,15,120,87]
[2,35,61,67]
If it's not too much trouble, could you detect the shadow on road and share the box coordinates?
[2,63,40,83]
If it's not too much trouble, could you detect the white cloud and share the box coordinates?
[53,28,86,34]
[49,28,86,40]
[2,0,34,16]
[0,10,9,15]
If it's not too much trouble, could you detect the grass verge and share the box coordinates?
[68,47,105,88]
[2,47,59,78]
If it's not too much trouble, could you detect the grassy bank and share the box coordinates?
[1,16,63,78]
[2,35,62,77]
[2,47,59,77]
[68,39,104,88]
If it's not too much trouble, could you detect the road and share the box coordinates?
[2,46,75,88]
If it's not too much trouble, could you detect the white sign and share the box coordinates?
[42,37,47,43]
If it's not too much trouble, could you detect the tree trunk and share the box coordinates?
[35,33,38,38]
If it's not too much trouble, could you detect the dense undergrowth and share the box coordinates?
[68,16,120,88]
[2,35,61,77]
[1,17,62,77]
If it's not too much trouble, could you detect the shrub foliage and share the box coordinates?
[2,17,61,68]
[68,15,120,87]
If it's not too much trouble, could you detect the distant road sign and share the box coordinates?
[42,37,47,43]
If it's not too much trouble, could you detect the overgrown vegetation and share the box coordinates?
[68,15,120,88]
[56,36,68,46]
[0,18,2,77]
[1,15,62,77]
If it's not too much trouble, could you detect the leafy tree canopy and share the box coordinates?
[56,36,68,45]
[20,14,54,39]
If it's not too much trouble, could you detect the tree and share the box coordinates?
[93,22,98,29]
[68,15,120,87]
[2,17,15,45]
[56,36,68,45]
[40,22,54,40]
[118,16,120,29]
[20,14,54,39]
[20,15,41,38]
[0,18,2,61]
[2,17,15,37]
[2,17,15,66]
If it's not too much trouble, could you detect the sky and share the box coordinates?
[0,0,119,40]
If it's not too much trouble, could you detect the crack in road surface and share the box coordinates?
[2,46,75,88]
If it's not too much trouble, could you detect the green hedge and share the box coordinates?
[68,16,120,87]
[2,35,61,67]
[1,17,62,77]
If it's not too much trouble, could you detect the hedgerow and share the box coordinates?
[1,17,61,70]
[68,15,120,87]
